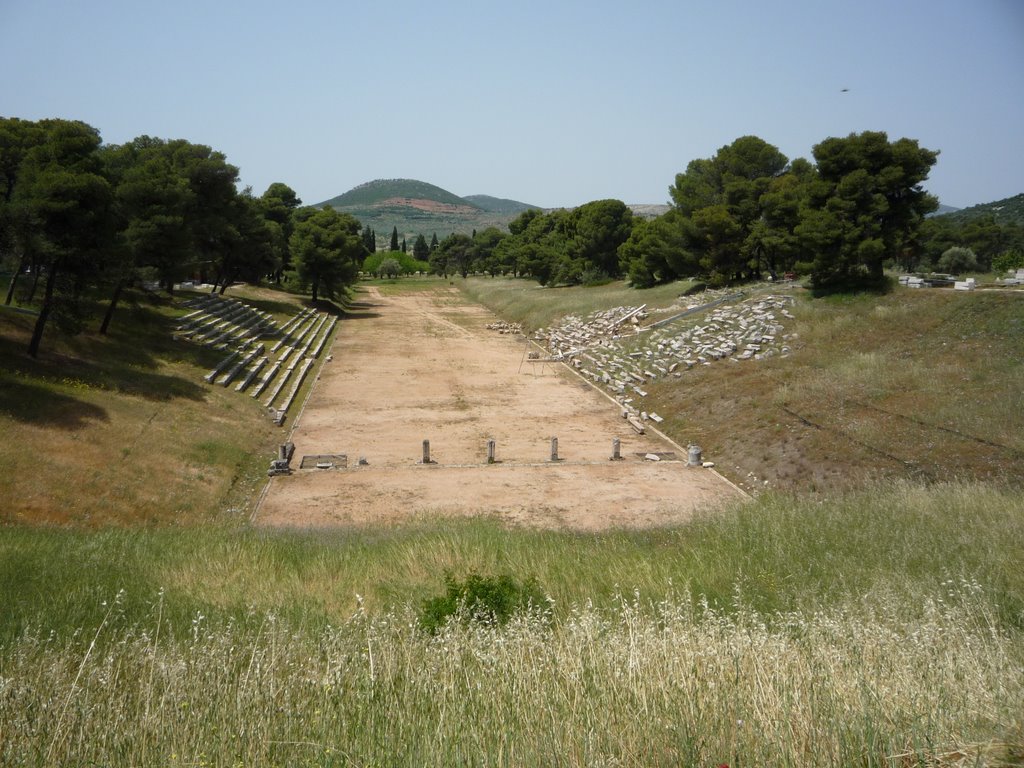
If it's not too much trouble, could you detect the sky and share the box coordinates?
[2,0,1022,210]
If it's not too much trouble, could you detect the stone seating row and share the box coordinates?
[257,311,337,424]
[196,303,337,427]
[178,299,276,339]
[270,308,317,353]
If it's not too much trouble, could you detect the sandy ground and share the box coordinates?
[255,286,745,530]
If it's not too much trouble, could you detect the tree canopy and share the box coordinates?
[1,117,339,356]
[621,132,941,291]
[797,131,938,289]
[289,207,364,301]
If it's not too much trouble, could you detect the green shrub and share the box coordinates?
[580,268,614,287]
[992,248,1024,274]
[379,257,401,279]
[419,572,549,633]
[937,246,978,274]
[363,251,431,276]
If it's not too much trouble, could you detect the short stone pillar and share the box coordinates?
[278,444,289,463]
[687,444,703,467]
[610,438,622,461]
[486,439,496,464]
[550,437,559,462]
[422,439,433,464]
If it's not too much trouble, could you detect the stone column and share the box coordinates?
[487,439,496,464]
[610,438,622,461]
[687,444,703,466]
[550,437,559,462]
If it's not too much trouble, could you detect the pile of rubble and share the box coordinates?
[485,321,523,334]
[536,293,797,416]
[533,305,648,355]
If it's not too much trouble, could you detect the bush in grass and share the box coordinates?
[379,258,401,279]
[992,248,1024,274]
[363,251,431,277]
[580,267,614,287]
[419,572,549,633]
[937,246,978,274]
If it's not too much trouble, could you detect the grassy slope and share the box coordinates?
[1,484,1022,765]
[459,276,701,331]
[463,277,1024,494]
[2,483,1021,637]
[0,285,319,526]
[660,287,1024,493]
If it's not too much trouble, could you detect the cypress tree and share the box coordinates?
[390,226,399,251]
[413,234,429,261]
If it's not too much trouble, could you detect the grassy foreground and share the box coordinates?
[1,483,1022,765]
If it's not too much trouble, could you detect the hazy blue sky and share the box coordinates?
[3,0,1022,209]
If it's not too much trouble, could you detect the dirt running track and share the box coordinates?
[256,286,744,530]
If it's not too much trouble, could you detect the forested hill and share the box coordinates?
[316,179,538,240]
[937,192,1024,226]
[319,179,478,210]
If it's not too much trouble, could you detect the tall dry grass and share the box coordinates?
[2,586,1020,766]
[2,481,1023,765]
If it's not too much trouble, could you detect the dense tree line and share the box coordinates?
[489,131,1020,290]
[428,226,513,279]
[914,213,1024,274]
[0,117,366,355]
[621,132,943,290]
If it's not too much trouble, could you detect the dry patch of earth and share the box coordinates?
[256,286,744,530]
[377,197,479,214]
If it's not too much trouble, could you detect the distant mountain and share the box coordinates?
[321,179,477,211]
[629,204,672,220]
[935,193,1024,226]
[933,203,961,216]
[317,179,539,241]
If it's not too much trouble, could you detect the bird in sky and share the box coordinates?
[840,88,850,92]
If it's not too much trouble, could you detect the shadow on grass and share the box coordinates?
[0,375,109,429]
[229,296,304,316]
[340,306,382,320]
[808,275,895,299]
[313,295,382,320]
[1,302,212,405]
